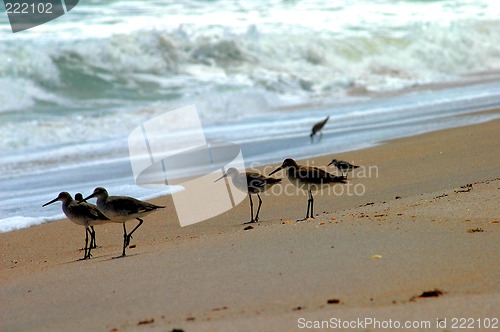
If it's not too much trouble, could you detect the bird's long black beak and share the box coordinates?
[42,197,58,207]
[268,166,283,176]
[81,193,95,203]
[214,173,228,182]
[327,161,333,166]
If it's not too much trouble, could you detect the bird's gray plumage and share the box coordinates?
[42,191,109,259]
[82,187,164,257]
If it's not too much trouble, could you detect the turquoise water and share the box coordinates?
[1,0,500,231]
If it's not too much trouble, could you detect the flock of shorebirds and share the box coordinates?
[43,116,360,260]
[43,188,165,259]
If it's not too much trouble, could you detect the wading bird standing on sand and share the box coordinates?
[42,192,110,260]
[215,167,281,224]
[269,158,346,221]
[82,187,164,257]
[328,159,360,179]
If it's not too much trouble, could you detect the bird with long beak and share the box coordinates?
[327,159,360,179]
[310,116,329,142]
[82,187,164,257]
[42,192,110,260]
[215,167,281,224]
[269,158,347,220]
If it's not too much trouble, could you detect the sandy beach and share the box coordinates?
[1,117,499,331]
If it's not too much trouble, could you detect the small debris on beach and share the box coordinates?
[395,196,401,199]
[327,298,340,304]
[212,306,228,312]
[420,289,444,297]
[370,254,382,260]
[467,228,484,233]
[137,318,154,325]
[293,306,304,311]
[186,317,195,322]
[455,184,473,193]
[243,225,254,230]
[410,289,445,301]
[129,244,136,249]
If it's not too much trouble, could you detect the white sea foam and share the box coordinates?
[0,215,63,233]
[0,184,184,233]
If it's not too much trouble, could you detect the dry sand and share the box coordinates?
[1,118,499,331]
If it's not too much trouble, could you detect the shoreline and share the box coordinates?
[2,105,499,234]
[1,118,498,331]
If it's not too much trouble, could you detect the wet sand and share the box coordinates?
[1,118,499,331]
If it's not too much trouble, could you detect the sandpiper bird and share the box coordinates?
[215,167,281,224]
[310,116,329,142]
[328,159,360,178]
[75,193,97,249]
[269,158,346,220]
[82,187,165,257]
[42,192,110,260]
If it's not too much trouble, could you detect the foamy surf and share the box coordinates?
[1,185,184,233]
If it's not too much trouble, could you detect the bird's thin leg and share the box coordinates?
[126,218,143,248]
[87,227,93,258]
[319,131,323,142]
[122,223,128,257]
[309,190,315,219]
[244,194,255,224]
[305,191,311,219]
[90,226,97,248]
[249,194,254,221]
[83,227,88,259]
[82,227,91,259]
[255,194,262,222]
[301,195,311,221]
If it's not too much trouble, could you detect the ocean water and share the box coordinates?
[1,0,500,232]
